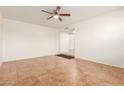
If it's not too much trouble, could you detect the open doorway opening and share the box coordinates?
[58,27,76,59]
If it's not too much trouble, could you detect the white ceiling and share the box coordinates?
[0,6,123,29]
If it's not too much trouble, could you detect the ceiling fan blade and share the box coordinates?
[56,6,61,11]
[47,16,53,20]
[58,17,62,21]
[41,10,53,14]
[60,14,71,16]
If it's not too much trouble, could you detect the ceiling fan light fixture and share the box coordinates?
[42,6,71,21]
[54,14,59,19]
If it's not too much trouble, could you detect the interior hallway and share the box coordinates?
[0,56,124,86]
[63,49,75,57]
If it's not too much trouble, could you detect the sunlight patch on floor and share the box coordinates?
[0,62,3,68]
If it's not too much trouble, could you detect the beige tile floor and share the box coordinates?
[0,56,124,86]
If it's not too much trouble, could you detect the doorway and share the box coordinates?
[59,27,75,58]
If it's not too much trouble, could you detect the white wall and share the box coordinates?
[3,19,59,62]
[0,11,3,62]
[70,8,124,68]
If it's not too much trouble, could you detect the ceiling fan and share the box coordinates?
[41,6,71,21]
